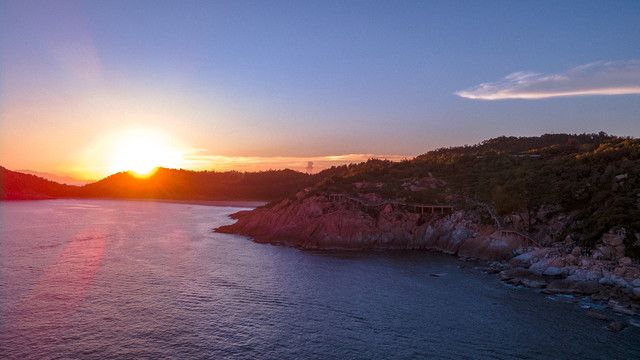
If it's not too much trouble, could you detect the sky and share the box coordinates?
[1,0,639,180]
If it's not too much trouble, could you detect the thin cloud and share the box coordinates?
[456,59,640,100]
[180,151,410,173]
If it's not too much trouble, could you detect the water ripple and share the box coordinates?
[1,200,639,359]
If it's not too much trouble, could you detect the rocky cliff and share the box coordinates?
[216,191,640,316]
[216,192,524,257]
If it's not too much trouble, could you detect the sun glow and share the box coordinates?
[107,128,184,177]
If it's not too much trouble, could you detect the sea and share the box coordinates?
[1,199,638,359]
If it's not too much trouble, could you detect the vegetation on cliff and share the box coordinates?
[313,133,640,258]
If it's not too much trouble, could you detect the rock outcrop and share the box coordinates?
[216,193,522,259]
[216,192,640,312]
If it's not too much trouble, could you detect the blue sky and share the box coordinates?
[1,0,639,178]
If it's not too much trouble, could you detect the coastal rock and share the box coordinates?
[544,279,599,295]
[565,254,579,266]
[602,233,624,247]
[611,305,635,316]
[571,246,582,257]
[593,245,616,261]
[509,248,550,268]
[613,267,627,277]
[598,277,614,286]
[499,268,546,288]
[216,195,523,259]
[586,311,612,321]
[610,275,631,289]
[619,257,633,266]
[457,236,522,261]
[584,272,601,281]
[509,253,537,268]
[543,267,564,277]
[606,321,628,332]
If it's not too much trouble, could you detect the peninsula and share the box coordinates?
[216,133,640,319]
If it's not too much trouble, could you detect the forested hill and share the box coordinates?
[315,133,640,255]
[0,167,79,200]
[78,168,318,201]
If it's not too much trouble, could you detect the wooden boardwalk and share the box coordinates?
[328,193,455,214]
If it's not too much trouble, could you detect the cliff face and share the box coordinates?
[216,192,640,313]
[216,192,523,259]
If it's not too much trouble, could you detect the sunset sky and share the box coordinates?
[1,0,639,180]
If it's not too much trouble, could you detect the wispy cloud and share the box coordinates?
[180,151,410,173]
[456,59,640,100]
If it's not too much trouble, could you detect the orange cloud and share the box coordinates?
[180,152,411,173]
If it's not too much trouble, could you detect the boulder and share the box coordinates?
[606,321,628,332]
[530,258,554,270]
[612,305,635,316]
[633,279,640,287]
[499,268,547,288]
[549,257,566,268]
[586,311,611,321]
[520,279,547,289]
[585,272,600,281]
[633,288,640,299]
[545,279,599,295]
[565,254,579,266]
[599,277,614,286]
[602,233,624,247]
[593,245,616,261]
[543,267,564,276]
[619,257,633,266]
[571,246,582,257]
[610,275,631,289]
[509,248,550,268]
[613,267,626,277]
[509,253,537,268]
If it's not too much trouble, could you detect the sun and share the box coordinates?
[108,128,184,177]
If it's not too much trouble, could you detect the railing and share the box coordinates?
[328,193,455,214]
[467,200,542,247]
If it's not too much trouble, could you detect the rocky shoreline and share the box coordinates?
[215,191,640,329]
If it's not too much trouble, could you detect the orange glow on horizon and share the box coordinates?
[65,127,189,180]
[128,167,159,179]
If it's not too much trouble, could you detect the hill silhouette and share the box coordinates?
[78,168,318,201]
[1,166,319,201]
[0,167,79,200]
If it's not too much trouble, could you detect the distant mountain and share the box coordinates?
[78,167,319,201]
[0,167,80,200]
[16,170,92,185]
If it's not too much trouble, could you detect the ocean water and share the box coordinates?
[0,199,638,359]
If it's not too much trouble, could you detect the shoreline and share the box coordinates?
[229,228,640,332]
[215,192,640,329]
[1,197,267,208]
